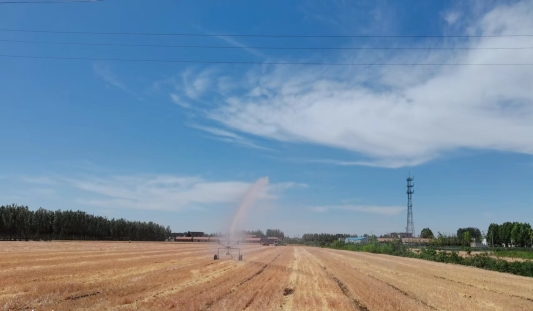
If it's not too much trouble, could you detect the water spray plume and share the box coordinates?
[229,177,269,235]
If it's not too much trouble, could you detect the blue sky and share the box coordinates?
[1,0,532,236]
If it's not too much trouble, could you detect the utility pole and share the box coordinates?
[406,174,415,238]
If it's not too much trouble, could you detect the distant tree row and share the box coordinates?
[266,229,285,239]
[487,222,533,247]
[300,233,354,246]
[0,204,171,241]
[457,227,482,242]
[246,230,266,238]
[381,232,414,239]
[417,223,533,247]
[200,229,285,240]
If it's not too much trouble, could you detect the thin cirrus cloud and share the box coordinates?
[312,205,404,216]
[18,176,57,185]
[93,62,127,91]
[18,174,304,212]
[166,0,533,168]
[188,124,273,151]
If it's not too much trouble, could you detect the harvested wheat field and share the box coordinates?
[1,242,533,311]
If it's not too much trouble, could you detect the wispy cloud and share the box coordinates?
[18,176,57,185]
[181,0,533,168]
[299,0,397,35]
[17,174,297,212]
[214,35,267,59]
[311,205,404,216]
[444,11,461,25]
[152,68,220,111]
[181,68,213,100]
[170,93,191,108]
[302,158,431,169]
[93,62,127,91]
[189,124,273,151]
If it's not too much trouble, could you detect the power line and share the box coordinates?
[1,54,531,65]
[1,38,532,50]
[0,28,532,38]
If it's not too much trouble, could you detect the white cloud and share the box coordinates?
[18,174,298,212]
[214,35,267,59]
[189,124,273,151]
[18,176,57,185]
[303,158,431,169]
[177,0,533,168]
[312,205,404,216]
[181,68,213,100]
[93,62,127,91]
[444,11,461,25]
[170,93,191,108]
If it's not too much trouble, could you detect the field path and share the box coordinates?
[1,242,532,310]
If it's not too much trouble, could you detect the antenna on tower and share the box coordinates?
[406,175,415,238]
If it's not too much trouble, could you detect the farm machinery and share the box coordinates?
[214,236,242,261]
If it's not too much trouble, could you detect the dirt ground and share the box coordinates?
[1,242,532,311]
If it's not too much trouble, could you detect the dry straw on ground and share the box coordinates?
[0,242,532,310]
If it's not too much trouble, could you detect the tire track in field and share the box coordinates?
[323,252,440,311]
[302,247,369,311]
[363,274,438,310]
[321,265,370,311]
[322,248,533,311]
[202,249,287,311]
[433,275,533,303]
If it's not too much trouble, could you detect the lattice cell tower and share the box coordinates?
[406,175,415,238]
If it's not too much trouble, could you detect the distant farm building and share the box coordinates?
[345,237,369,244]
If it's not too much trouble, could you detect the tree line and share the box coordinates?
[413,223,533,247]
[487,222,532,247]
[299,233,354,246]
[0,204,171,241]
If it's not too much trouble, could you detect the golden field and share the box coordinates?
[1,242,532,311]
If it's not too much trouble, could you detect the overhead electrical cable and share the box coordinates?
[0,28,532,38]
[0,54,531,66]
[0,38,531,50]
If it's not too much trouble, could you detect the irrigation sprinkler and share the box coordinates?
[214,236,242,261]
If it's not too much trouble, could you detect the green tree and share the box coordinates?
[487,223,500,246]
[457,227,482,242]
[499,222,513,247]
[463,231,471,246]
[420,228,434,239]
